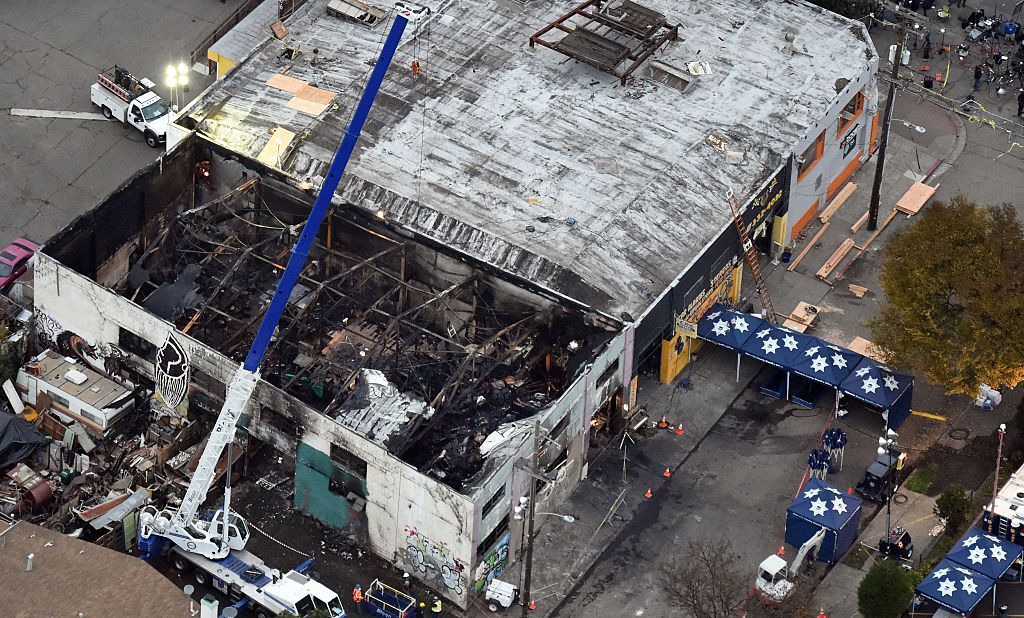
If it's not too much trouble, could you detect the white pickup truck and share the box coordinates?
[90,66,169,148]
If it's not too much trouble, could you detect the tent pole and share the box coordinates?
[786,372,791,400]
[736,353,740,382]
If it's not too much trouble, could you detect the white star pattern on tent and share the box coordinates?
[762,338,780,354]
[967,546,987,564]
[831,498,848,514]
[963,535,980,547]
[708,311,722,320]
[991,545,1008,561]
[810,356,828,372]
[733,317,749,333]
[961,577,979,595]
[883,375,899,391]
[756,328,770,339]
[862,377,880,394]
[712,320,729,336]
[783,334,799,350]
[803,488,820,499]
[805,345,820,357]
[937,579,957,597]
[809,498,828,517]
[932,568,950,579]
[855,367,871,377]
[831,353,848,369]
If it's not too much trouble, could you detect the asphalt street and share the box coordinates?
[0,0,243,244]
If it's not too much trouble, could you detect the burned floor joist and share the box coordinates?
[108,175,605,489]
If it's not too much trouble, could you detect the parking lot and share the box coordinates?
[0,0,241,243]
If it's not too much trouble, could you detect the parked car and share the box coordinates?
[0,237,39,292]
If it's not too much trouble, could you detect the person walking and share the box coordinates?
[431,595,443,615]
[1017,89,1024,116]
[974,63,984,91]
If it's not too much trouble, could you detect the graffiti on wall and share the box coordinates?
[155,334,190,408]
[472,531,510,593]
[404,526,466,596]
[34,313,63,349]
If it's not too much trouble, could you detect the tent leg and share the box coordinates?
[736,354,740,382]
[786,372,791,400]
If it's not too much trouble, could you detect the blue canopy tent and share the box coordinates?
[695,305,767,381]
[947,528,1024,580]
[784,478,862,564]
[740,324,817,400]
[916,558,997,616]
[789,340,862,410]
[838,357,914,429]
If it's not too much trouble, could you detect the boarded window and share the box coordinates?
[330,443,368,478]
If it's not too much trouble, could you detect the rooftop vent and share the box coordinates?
[530,0,679,85]
[65,369,88,385]
[327,0,387,26]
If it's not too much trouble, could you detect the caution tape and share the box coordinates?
[246,521,313,558]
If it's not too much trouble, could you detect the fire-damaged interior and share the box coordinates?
[44,140,617,491]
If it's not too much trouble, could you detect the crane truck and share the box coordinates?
[754,527,827,606]
[138,3,430,616]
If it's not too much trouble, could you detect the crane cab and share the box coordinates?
[201,509,250,552]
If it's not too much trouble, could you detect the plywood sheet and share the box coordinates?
[257,127,295,168]
[266,73,308,93]
[295,84,337,104]
[894,181,938,216]
[782,301,819,332]
[286,96,329,116]
[848,336,885,362]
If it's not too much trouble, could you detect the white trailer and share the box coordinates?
[89,66,169,148]
[165,540,346,618]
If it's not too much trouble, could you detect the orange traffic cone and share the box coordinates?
[658,416,668,428]
[663,467,671,478]
[529,600,537,611]
[674,424,685,435]
[847,487,853,495]
[644,488,653,499]
[817,609,827,618]
[777,545,786,556]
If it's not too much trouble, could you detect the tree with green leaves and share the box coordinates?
[870,197,1024,396]
[858,560,915,618]
[935,485,973,534]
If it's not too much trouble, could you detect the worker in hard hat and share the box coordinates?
[352,584,364,614]
[431,595,442,614]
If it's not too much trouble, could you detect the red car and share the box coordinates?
[0,238,39,292]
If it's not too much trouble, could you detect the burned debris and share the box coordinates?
[109,175,608,490]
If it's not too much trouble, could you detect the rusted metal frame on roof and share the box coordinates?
[310,240,407,287]
[618,23,678,85]
[428,310,541,409]
[282,284,403,391]
[577,9,657,40]
[529,0,601,48]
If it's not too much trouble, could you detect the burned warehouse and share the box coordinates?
[28,0,877,608]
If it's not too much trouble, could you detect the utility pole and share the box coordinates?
[867,13,909,231]
[521,421,540,618]
[989,424,1007,532]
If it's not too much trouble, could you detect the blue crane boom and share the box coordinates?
[141,2,430,561]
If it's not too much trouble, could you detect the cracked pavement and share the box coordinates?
[0,0,243,244]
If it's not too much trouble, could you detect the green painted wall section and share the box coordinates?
[294,441,366,530]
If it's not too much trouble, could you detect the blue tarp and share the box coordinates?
[789,340,860,388]
[916,558,996,615]
[784,478,862,564]
[695,304,766,351]
[838,357,914,428]
[739,323,817,369]
[947,528,1024,581]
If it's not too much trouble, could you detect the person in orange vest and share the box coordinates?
[352,584,365,614]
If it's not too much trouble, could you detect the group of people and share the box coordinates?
[351,580,444,616]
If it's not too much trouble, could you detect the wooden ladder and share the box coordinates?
[727,190,777,324]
